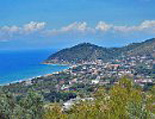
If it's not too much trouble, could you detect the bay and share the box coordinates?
[0,50,69,85]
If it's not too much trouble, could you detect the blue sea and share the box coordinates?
[0,50,69,85]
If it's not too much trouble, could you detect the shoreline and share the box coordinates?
[41,62,72,66]
[0,64,72,86]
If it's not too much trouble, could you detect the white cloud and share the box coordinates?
[45,22,95,36]
[0,20,155,41]
[61,22,87,32]
[96,21,112,32]
[113,20,155,32]
[23,21,46,33]
[0,21,46,34]
[0,21,46,40]
[1,26,20,33]
[113,26,138,32]
[139,20,155,30]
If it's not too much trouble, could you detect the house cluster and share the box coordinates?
[55,54,154,91]
[25,54,154,93]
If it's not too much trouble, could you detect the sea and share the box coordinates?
[0,49,69,85]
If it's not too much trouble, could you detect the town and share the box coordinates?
[50,54,155,92]
[19,53,154,96]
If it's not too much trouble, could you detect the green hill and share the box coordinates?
[44,38,155,64]
[124,38,155,56]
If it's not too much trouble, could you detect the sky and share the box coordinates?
[0,0,155,50]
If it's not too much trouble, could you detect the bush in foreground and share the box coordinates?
[44,78,155,119]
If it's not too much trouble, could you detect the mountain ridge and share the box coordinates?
[44,38,155,64]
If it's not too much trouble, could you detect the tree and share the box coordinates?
[19,90,44,119]
[0,89,44,119]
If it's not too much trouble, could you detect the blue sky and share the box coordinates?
[0,0,155,50]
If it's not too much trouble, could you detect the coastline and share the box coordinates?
[41,62,72,65]
[0,63,71,86]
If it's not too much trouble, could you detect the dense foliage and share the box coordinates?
[1,78,154,119]
[0,89,44,119]
[44,78,155,119]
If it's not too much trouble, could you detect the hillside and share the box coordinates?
[44,38,155,64]
[124,38,155,57]
[44,43,117,63]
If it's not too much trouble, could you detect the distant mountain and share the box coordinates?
[122,38,155,56]
[44,38,155,64]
